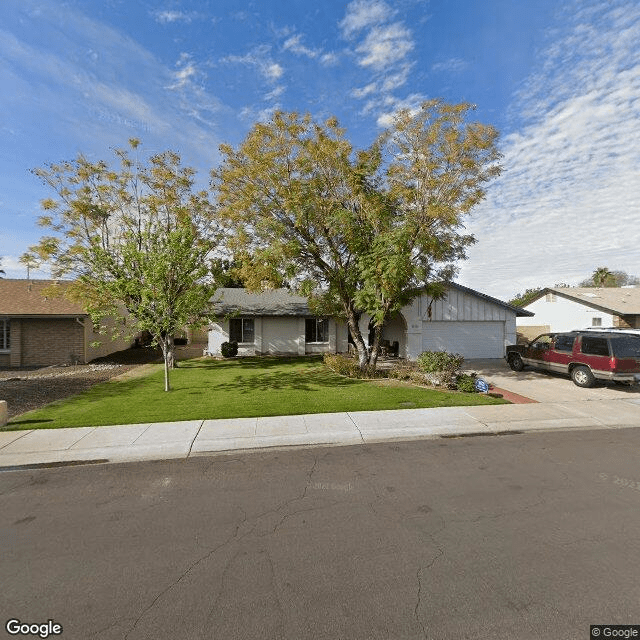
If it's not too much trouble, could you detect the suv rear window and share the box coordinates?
[554,335,576,352]
[611,336,640,358]
[580,336,610,356]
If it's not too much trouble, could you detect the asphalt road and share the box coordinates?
[2,428,640,640]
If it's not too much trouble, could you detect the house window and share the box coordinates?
[305,318,329,343]
[545,293,557,302]
[229,318,254,343]
[0,319,9,351]
[591,317,602,327]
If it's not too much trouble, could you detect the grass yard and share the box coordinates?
[6,356,507,430]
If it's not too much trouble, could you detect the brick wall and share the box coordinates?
[20,318,85,366]
[615,315,640,329]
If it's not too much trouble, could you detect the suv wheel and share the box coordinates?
[508,353,525,371]
[571,365,595,388]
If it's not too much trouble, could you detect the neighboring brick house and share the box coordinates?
[517,287,640,336]
[0,279,133,367]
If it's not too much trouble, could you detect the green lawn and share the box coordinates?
[6,356,507,430]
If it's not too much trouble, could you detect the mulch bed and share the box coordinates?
[0,348,163,419]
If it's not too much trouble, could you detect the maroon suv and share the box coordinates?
[506,330,640,387]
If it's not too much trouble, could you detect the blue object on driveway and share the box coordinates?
[474,378,489,393]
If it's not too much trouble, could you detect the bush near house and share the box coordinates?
[416,351,465,388]
[325,351,477,393]
[455,373,478,393]
[322,353,379,378]
[220,341,239,358]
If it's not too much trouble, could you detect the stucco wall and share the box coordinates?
[518,296,615,332]
[207,316,344,356]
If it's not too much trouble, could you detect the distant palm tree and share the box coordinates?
[592,266,614,287]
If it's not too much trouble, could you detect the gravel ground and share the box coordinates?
[0,348,162,419]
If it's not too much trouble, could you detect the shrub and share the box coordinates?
[408,370,429,385]
[416,350,464,387]
[323,353,373,378]
[387,362,419,381]
[455,373,478,393]
[220,341,239,358]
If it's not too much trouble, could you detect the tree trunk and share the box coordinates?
[160,337,171,392]
[367,323,384,370]
[167,335,177,369]
[345,305,369,370]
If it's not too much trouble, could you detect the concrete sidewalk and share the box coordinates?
[1,397,639,469]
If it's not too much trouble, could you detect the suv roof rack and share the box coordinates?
[575,327,640,336]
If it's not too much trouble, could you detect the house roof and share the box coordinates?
[210,288,313,316]
[536,287,640,316]
[210,284,534,318]
[0,279,87,317]
[448,282,535,317]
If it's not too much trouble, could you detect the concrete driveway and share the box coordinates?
[464,358,640,403]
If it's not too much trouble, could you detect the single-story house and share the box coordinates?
[517,287,640,337]
[207,284,533,360]
[0,279,133,367]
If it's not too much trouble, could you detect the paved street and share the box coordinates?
[2,427,640,639]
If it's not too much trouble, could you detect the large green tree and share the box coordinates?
[30,140,218,391]
[355,101,501,367]
[212,101,501,370]
[211,112,375,367]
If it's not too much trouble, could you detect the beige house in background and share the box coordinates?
[0,279,133,367]
[517,287,640,340]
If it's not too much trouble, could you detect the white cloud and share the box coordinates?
[356,22,414,71]
[164,54,223,129]
[283,34,319,59]
[320,52,339,66]
[240,103,280,124]
[457,0,640,300]
[340,0,393,37]
[431,57,467,74]
[222,45,284,84]
[380,62,413,92]
[265,62,284,81]
[264,85,285,101]
[338,1,415,124]
[152,10,194,24]
[375,93,425,126]
[352,82,378,98]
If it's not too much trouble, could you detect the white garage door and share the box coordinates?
[422,321,505,359]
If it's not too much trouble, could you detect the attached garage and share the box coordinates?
[422,321,506,359]
[395,283,535,361]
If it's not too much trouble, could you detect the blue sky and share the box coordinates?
[1,0,639,300]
